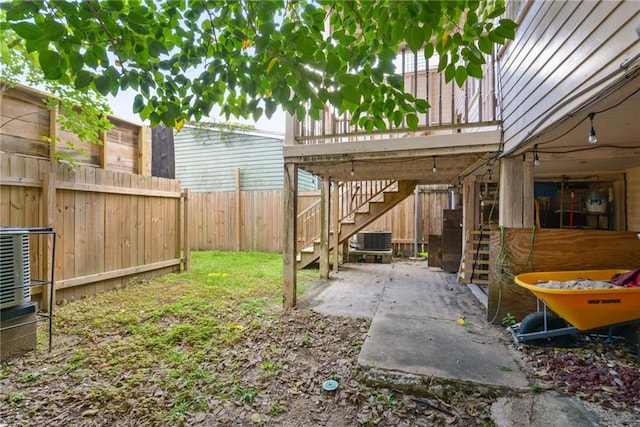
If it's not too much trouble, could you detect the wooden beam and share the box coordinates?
[183,189,191,272]
[461,175,477,282]
[283,130,501,159]
[498,157,525,227]
[522,160,534,228]
[55,258,182,290]
[284,113,296,146]
[41,164,56,312]
[319,179,329,279]
[48,105,58,162]
[613,178,625,231]
[137,126,150,175]
[332,180,339,272]
[283,162,298,308]
[99,130,108,169]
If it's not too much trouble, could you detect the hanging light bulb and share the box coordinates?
[350,160,355,176]
[488,169,493,181]
[432,156,437,173]
[534,144,540,167]
[588,112,597,144]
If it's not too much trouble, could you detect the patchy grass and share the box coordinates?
[0,251,320,425]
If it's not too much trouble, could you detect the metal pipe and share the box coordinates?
[414,186,419,258]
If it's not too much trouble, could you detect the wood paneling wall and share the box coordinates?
[187,187,449,254]
[0,85,151,175]
[487,228,640,324]
[0,155,183,304]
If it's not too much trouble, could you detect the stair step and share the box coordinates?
[462,259,490,266]
[467,240,490,245]
[465,249,490,255]
[459,278,489,285]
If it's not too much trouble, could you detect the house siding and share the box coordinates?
[174,126,316,192]
[500,0,639,154]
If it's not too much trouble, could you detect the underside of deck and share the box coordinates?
[284,129,502,184]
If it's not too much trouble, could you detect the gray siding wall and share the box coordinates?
[500,0,639,154]
[174,126,317,191]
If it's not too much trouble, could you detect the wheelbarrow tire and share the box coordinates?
[519,312,570,347]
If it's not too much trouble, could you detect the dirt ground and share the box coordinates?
[1,307,638,426]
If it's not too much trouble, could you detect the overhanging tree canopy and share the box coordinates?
[1,0,516,129]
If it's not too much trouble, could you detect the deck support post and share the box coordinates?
[499,157,534,228]
[331,180,340,272]
[283,162,298,308]
[461,175,477,275]
[319,178,330,279]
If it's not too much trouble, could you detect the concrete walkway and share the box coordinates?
[302,260,607,426]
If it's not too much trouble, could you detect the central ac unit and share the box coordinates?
[354,232,392,251]
[0,233,31,309]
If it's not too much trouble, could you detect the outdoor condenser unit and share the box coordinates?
[355,232,392,251]
[0,233,31,309]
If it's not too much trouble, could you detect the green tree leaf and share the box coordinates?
[42,19,66,41]
[341,85,361,105]
[454,65,467,87]
[406,113,418,130]
[39,50,62,79]
[11,22,42,40]
[94,75,111,96]
[3,0,517,128]
[74,70,93,89]
[405,24,424,52]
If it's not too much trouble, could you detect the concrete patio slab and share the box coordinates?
[302,260,609,426]
[304,261,528,389]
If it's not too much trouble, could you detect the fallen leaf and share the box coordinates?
[81,409,99,417]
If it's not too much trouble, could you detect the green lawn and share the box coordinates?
[1,251,320,424]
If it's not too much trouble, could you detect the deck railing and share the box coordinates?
[294,48,499,144]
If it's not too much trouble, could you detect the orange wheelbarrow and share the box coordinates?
[509,270,640,361]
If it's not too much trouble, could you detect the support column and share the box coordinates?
[462,175,477,270]
[319,179,330,279]
[332,180,340,272]
[283,162,298,308]
[499,157,534,228]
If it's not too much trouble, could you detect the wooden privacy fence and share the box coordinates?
[187,187,449,254]
[0,154,184,306]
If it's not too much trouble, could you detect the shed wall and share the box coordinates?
[174,126,316,191]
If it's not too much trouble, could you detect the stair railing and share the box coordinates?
[296,180,399,254]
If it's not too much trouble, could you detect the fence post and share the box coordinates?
[99,130,108,169]
[235,168,242,251]
[41,164,56,312]
[137,126,150,176]
[183,188,191,272]
[48,105,58,162]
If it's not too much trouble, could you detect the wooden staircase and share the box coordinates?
[296,180,416,269]
[459,229,490,286]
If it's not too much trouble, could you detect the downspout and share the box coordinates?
[413,186,419,258]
